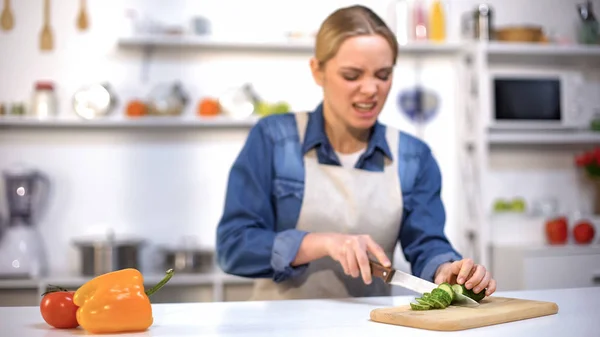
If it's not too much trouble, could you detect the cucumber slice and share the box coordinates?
[427,295,447,309]
[438,283,455,302]
[429,289,444,302]
[410,302,432,310]
[415,297,435,307]
[451,283,464,296]
[431,288,452,307]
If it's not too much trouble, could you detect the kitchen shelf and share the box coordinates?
[117,35,466,55]
[118,35,314,52]
[487,129,600,145]
[398,41,466,54]
[484,42,600,57]
[118,36,600,58]
[482,42,600,65]
[40,271,253,289]
[492,243,600,257]
[0,115,260,129]
[0,279,40,289]
[0,271,253,290]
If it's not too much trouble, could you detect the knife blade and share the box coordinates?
[369,260,479,307]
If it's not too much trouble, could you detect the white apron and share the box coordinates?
[250,111,404,300]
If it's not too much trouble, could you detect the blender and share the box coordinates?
[0,166,51,279]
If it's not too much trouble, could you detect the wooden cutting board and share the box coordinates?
[370,296,559,331]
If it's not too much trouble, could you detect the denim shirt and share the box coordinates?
[216,103,462,285]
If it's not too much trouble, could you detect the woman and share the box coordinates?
[216,5,496,301]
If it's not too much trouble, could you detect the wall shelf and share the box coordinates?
[398,41,466,54]
[117,35,314,53]
[116,35,466,55]
[482,42,600,65]
[0,271,251,290]
[0,115,260,129]
[0,271,254,305]
[487,129,600,145]
[484,42,600,57]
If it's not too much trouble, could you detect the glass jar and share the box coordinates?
[31,81,57,118]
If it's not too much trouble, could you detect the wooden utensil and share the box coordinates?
[370,296,558,331]
[0,0,14,31]
[76,0,88,31]
[39,0,53,51]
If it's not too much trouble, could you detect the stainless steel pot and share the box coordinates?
[146,82,189,116]
[73,235,144,276]
[161,247,214,274]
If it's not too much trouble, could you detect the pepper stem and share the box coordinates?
[145,268,174,297]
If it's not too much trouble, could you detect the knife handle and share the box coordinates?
[369,260,395,283]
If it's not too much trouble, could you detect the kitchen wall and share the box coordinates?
[0,0,597,279]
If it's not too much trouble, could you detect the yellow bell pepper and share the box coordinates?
[73,268,174,334]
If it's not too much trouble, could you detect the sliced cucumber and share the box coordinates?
[437,283,455,302]
[410,282,487,311]
[431,288,452,307]
[415,297,434,306]
[427,296,446,309]
[410,302,432,310]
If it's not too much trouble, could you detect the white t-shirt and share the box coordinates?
[335,150,364,168]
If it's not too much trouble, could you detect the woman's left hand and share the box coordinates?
[434,258,497,297]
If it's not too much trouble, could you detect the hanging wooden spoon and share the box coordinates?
[1,0,14,31]
[76,0,88,31]
[39,0,53,51]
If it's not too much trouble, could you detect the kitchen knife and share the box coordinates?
[369,260,479,307]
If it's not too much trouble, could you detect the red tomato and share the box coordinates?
[573,221,596,244]
[40,289,79,329]
[545,217,568,245]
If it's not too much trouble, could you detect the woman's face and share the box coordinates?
[311,34,394,131]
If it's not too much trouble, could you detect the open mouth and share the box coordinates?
[352,102,377,112]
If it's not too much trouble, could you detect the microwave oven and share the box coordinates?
[487,69,600,130]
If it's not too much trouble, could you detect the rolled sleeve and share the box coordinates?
[419,251,462,282]
[399,144,463,282]
[271,229,310,282]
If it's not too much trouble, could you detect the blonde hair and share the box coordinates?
[315,5,399,67]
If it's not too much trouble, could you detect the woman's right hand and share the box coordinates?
[324,233,391,285]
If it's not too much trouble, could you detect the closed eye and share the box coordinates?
[376,69,392,81]
[340,67,393,82]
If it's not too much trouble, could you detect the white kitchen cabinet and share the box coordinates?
[0,288,40,307]
[522,254,600,290]
[492,244,600,291]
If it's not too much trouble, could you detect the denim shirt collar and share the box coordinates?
[301,103,393,162]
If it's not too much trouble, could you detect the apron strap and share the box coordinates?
[384,125,400,166]
[294,112,310,145]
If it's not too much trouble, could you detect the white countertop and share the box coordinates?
[2,287,599,337]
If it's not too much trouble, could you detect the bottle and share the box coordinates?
[429,0,446,42]
[31,81,57,119]
[394,0,410,45]
[412,0,427,41]
[577,1,599,44]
